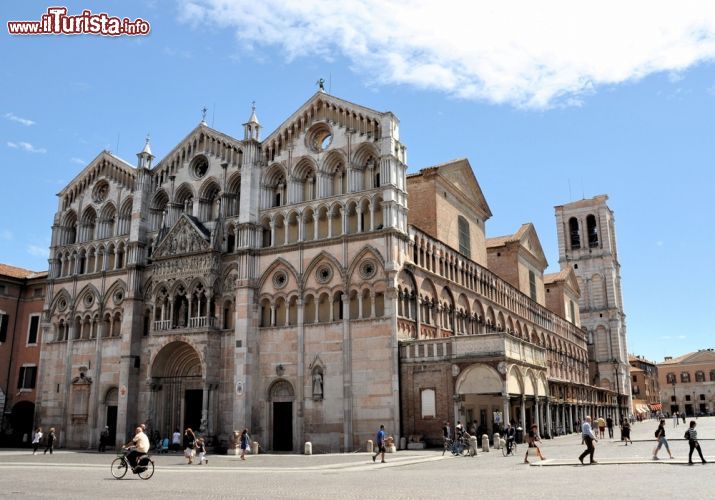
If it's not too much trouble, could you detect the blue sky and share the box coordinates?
[2,1,714,362]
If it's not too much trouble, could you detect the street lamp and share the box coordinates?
[612,359,622,425]
[671,380,676,414]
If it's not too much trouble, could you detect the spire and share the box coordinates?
[136,134,154,169]
[243,101,261,141]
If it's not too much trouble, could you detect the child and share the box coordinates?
[197,437,208,465]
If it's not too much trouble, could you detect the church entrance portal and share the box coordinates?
[151,342,203,437]
[269,380,294,452]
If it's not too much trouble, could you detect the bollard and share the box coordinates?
[493,433,501,450]
[399,436,406,450]
[366,439,374,454]
[252,441,259,454]
[481,434,490,452]
[304,442,312,455]
[469,435,478,456]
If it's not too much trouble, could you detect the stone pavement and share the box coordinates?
[1,417,714,499]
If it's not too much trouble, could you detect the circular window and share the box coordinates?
[315,264,333,284]
[359,259,377,280]
[83,294,94,307]
[93,181,109,203]
[306,123,333,153]
[113,289,124,305]
[272,270,288,289]
[191,156,209,179]
[57,298,67,312]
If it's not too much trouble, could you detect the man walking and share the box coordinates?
[606,417,614,439]
[373,424,387,463]
[578,416,598,465]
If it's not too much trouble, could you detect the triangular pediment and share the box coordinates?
[516,223,548,270]
[152,214,211,259]
[263,91,389,147]
[58,150,135,200]
[427,158,493,220]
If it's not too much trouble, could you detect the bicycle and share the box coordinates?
[111,448,155,480]
[502,439,518,456]
[443,435,472,457]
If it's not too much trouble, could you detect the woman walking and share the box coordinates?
[685,420,706,465]
[43,428,55,455]
[652,419,673,459]
[31,427,43,455]
[183,428,196,464]
[239,429,250,461]
[524,424,545,464]
[621,419,632,446]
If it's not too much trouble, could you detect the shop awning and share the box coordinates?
[649,403,662,412]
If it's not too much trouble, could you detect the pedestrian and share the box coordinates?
[682,412,687,424]
[372,424,387,463]
[43,427,56,455]
[606,416,614,438]
[597,416,606,439]
[171,428,181,451]
[685,420,706,465]
[183,427,196,464]
[239,429,250,460]
[196,437,208,465]
[652,419,673,460]
[578,416,598,465]
[99,426,109,452]
[31,427,43,455]
[673,411,679,428]
[442,421,451,442]
[524,424,545,463]
[621,419,632,445]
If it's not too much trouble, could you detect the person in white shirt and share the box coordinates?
[31,427,43,455]
[123,426,150,471]
[578,416,598,465]
[171,429,181,451]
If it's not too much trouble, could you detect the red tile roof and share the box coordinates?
[0,263,47,279]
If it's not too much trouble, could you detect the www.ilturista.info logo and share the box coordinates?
[7,7,150,36]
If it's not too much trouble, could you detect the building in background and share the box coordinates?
[0,264,47,446]
[628,354,660,416]
[554,196,631,423]
[658,349,715,417]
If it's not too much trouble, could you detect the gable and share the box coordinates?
[152,214,211,259]
[681,350,715,365]
[517,224,548,270]
[59,151,135,210]
[435,159,492,220]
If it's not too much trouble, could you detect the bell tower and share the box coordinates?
[554,195,631,421]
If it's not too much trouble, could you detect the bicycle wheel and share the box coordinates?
[137,459,154,480]
[111,457,128,479]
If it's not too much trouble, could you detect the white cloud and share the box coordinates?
[70,157,86,165]
[7,141,46,153]
[27,244,48,258]
[178,0,715,108]
[4,112,35,126]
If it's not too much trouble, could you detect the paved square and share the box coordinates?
[1,417,713,499]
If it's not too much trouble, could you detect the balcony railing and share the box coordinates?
[154,316,217,332]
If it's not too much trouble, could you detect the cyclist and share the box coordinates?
[123,426,150,472]
[504,422,516,455]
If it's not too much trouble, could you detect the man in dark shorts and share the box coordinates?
[372,424,387,463]
[606,417,614,438]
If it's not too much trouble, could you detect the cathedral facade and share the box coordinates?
[37,92,626,450]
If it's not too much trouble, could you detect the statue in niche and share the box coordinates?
[177,299,186,327]
[312,371,323,400]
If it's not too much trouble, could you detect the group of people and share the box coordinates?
[579,415,707,465]
[30,427,56,455]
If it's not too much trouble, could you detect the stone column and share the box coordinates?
[535,398,542,436]
[520,396,526,442]
[545,399,552,437]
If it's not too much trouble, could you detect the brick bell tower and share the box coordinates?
[554,195,631,422]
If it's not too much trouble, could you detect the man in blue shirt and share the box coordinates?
[372,425,387,463]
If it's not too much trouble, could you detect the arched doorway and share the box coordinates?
[269,379,294,452]
[104,387,118,445]
[10,401,35,446]
[151,341,203,438]
[455,363,504,436]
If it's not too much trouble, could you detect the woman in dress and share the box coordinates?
[239,429,250,461]
[621,419,632,445]
[183,428,196,464]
